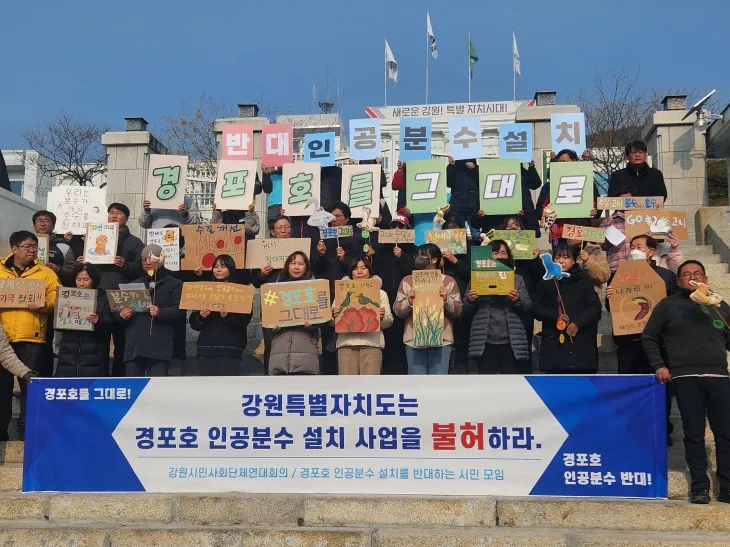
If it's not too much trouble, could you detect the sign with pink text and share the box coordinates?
[221,125,254,160]
[262,124,293,167]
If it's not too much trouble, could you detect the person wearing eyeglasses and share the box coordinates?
[642,260,730,505]
[606,141,667,199]
[0,231,60,441]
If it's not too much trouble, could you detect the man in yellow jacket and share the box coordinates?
[0,230,60,441]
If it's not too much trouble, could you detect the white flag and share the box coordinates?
[385,39,398,83]
[513,31,521,76]
[427,12,438,59]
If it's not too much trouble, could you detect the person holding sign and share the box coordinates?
[446,158,479,229]
[211,202,260,238]
[116,244,183,377]
[140,195,200,230]
[0,231,60,440]
[32,210,76,285]
[55,264,113,378]
[534,243,602,374]
[564,226,610,289]
[269,252,320,376]
[332,257,393,375]
[393,244,463,375]
[607,141,667,200]
[189,255,252,376]
[464,240,532,374]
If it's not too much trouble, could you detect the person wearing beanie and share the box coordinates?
[115,244,183,377]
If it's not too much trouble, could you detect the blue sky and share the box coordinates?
[1,0,728,148]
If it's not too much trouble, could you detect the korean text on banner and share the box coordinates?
[0,278,45,309]
[262,124,293,167]
[54,288,97,331]
[549,162,595,219]
[334,278,382,333]
[245,238,311,270]
[260,279,331,328]
[282,163,321,217]
[181,224,245,271]
[412,270,444,347]
[425,229,467,254]
[448,117,482,160]
[399,117,432,161]
[145,155,188,210]
[478,158,523,215]
[341,164,381,219]
[35,234,49,265]
[597,196,664,211]
[624,211,688,241]
[550,113,586,154]
[222,124,254,160]
[349,119,382,161]
[303,133,335,166]
[106,289,152,312]
[562,224,606,244]
[405,159,448,214]
[499,123,533,163]
[608,260,667,336]
[378,229,415,244]
[471,246,514,295]
[146,227,180,272]
[488,230,536,260]
[83,223,119,265]
[180,282,254,314]
[22,375,668,498]
[47,186,107,235]
[214,159,258,211]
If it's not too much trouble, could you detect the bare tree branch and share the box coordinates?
[21,112,110,195]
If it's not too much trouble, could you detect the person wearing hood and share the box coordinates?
[534,242,602,373]
[332,257,393,375]
[642,260,730,505]
[115,244,183,377]
[464,240,532,374]
[607,141,667,199]
[140,195,200,230]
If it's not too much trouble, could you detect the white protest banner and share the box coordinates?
[245,238,311,270]
[146,227,180,271]
[214,160,258,211]
[47,186,107,235]
[341,164,381,218]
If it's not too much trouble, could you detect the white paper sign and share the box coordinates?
[605,225,626,246]
[146,227,180,271]
[47,186,107,235]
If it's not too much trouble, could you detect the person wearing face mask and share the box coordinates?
[464,240,532,374]
[393,244,463,375]
[189,255,252,376]
[534,243,602,374]
[642,260,730,505]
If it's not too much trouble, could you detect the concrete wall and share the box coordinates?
[0,187,40,240]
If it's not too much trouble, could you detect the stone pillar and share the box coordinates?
[101,118,167,238]
[643,95,708,244]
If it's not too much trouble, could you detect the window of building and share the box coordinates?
[9,181,23,196]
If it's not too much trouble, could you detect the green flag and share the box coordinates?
[469,37,479,77]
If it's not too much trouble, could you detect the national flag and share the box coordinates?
[469,37,479,78]
[427,11,438,59]
[385,39,398,83]
[513,31,521,76]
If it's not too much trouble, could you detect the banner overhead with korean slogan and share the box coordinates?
[54,288,97,332]
[624,210,688,241]
[260,279,331,328]
[47,186,107,235]
[471,246,514,296]
[349,119,381,161]
[478,158,523,215]
[448,117,482,160]
[214,160,258,211]
[0,278,45,309]
[181,224,246,271]
[549,162,595,219]
[608,260,667,336]
[499,123,533,163]
[245,238,311,270]
[83,222,119,265]
[262,124,293,167]
[145,154,187,210]
[180,282,254,314]
[222,124,254,160]
[550,113,586,154]
[282,163,321,217]
[341,164,381,219]
[22,375,667,499]
[405,159,447,214]
[303,132,335,167]
[399,117,432,161]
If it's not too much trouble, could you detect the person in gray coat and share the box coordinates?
[464,240,532,374]
[139,195,200,229]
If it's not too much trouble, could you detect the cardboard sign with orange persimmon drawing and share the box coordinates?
[181,224,246,270]
[333,279,381,333]
[608,260,667,336]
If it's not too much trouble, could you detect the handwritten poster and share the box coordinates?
[412,270,444,348]
[146,227,180,272]
[378,230,415,245]
[145,155,188,210]
[624,211,688,241]
[260,279,331,328]
[245,238,311,270]
[180,282,254,314]
[341,164,381,219]
[426,229,468,255]
[46,186,107,235]
[470,246,514,296]
[478,159,523,215]
[282,163,321,217]
[214,159,258,211]
[596,196,664,211]
[54,288,97,331]
[609,260,667,335]
[488,230,536,260]
[35,234,49,265]
[0,279,45,309]
[106,289,152,312]
[180,224,245,271]
[334,279,381,334]
[562,224,606,243]
[83,223,119,265]
[319,226,353,240]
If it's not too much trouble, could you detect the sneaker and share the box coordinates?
[690,490,710,504]
[719,489,730,504]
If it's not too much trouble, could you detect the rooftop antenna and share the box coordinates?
[317,69,336,114]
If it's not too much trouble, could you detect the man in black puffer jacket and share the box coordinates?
[607,141,667,199]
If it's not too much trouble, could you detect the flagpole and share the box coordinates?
[468,31,471,103]
[384,38,387,107]
[512,29,516,102]
[425,11,429,104]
